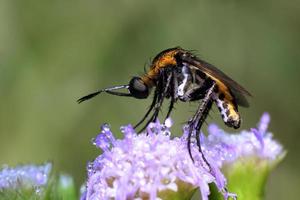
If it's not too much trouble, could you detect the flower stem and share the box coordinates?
[209,157,278,200]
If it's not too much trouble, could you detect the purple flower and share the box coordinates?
[203,113,285,200]
[0,163,52,191]
[82,113,284,200]
[204,113,284,165]
[83,119,232,200]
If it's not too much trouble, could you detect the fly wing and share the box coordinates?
[181,53,251,107]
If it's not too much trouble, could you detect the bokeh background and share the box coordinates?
[0,0,299,199]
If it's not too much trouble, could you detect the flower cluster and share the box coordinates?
[0,163,51,191]
[82,113,284,200]
[202,113,284,166]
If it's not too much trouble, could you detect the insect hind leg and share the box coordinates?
[187,82,216,171]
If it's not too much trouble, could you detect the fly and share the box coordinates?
[78,47,251,166]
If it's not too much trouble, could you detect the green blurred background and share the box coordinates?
[0,0,299,199]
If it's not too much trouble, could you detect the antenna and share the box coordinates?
[77,85,131,103]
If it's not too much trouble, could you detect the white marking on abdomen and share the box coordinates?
[216,99,229,122]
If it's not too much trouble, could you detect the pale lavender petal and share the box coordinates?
[206,113,283,164]
[120,124,135,139]
[93,123,116,151]
[251,128,264,153]
[0,163,51,190]
[258,112,270,133]
[164,118,173,128]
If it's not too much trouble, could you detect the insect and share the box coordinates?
[78,47,251,164]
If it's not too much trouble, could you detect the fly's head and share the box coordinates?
[128,77,150,99]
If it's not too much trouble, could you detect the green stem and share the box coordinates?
[209,157,278,200]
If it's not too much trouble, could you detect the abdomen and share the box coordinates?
[214,92,241,129]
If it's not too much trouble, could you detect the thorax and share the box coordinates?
[176,65,212,102]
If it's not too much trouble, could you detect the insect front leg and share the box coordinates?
[165,70,178,121]
[150,70,173,122]
[134,90,158,129]
[138,69,173,132]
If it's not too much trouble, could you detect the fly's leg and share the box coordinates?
[165,70,178,121]
[138,70,172,132]
[134,90,158,129]
[187,82,216,170]
[148,71,173,122]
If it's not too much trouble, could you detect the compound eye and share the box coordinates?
[129,77,149,99]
